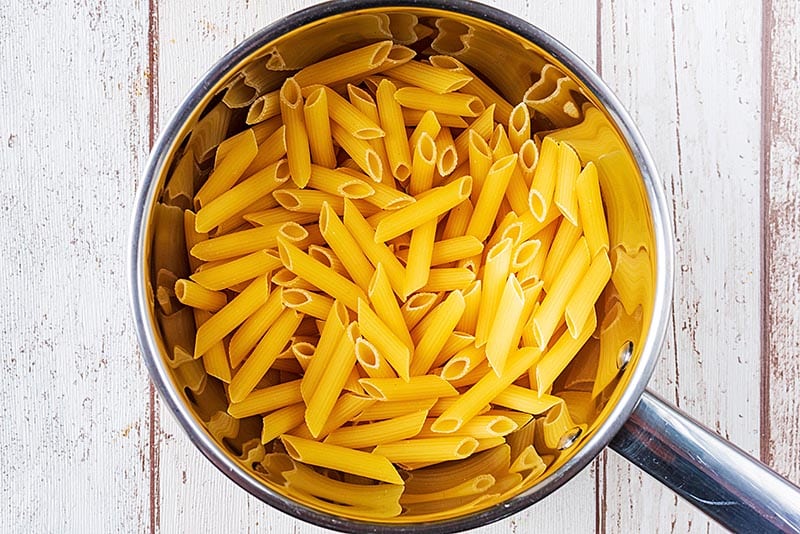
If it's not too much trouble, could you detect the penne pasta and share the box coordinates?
[190,250,280,292]
[318,201,375,292]
[246,90,281,125]
[468,130,493,204]
[355,336,397,379]
[318,85,384,139]
[280,434,404,485]
[282,288,334,320]
[261,403,307,445]
[564,250,612,338]
[279,77,312,188]
[228,379,303,419]
[401,292,440,330]
[358,299,411,381]
[330,122,383,182]
[305,322,358,437]
[244,125,287,178]
[195,129,258,207]
[192,309,231,383]
[540,217,582,290]
[324,410,427,449]
[277,237,367,312]
[408,110,441,151]
[293,41,394,87]
[534,310,598,394]
[410,290,466,376]
[359,375,458,401]
[394,87,485,117]
[373,437,479,463]
[302,87,337,168]
[300,300,348,403]
[404,219,437,297]
[419,268,476,293]
[376,79,412,181]
[532,237,591,350]
[402,108,469,129]
[475,238,513,346]
[575,161,609,257]
[174,279,227,312]
[195,159,290,233]
[528,137,559,222]
[408,132,437,196]
[466,154,518,241]
[485,274,525,376]
[386,60,472,94]
[553,141,580,226]
[374,175,472,242]
[434,127,458,176]
[229,308,303,403]
[228,288,283,367]
[508,102,531,152]
[368,264,414,350]
[354,397,438,422]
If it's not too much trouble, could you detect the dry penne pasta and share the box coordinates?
[161,42,623,514]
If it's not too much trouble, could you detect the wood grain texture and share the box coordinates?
[764,0,800,485]
[598,1,763,532]
[0,1,152,532]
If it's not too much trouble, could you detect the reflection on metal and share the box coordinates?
[617,340,634,370]
[557,427,583,451]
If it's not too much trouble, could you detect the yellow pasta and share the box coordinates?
[408,132,437,196]
[195,159,289,233]
[404,219,437,298]
[394,87,485,117]
[246,89,281,125]
[374,175,472,242]
[401,292,440,330]
[318,201,375,292]
[485,274,525,376]
[244,125,287,178]
[359,375,458,401]
[453,104,496,165]
[279,77,312,187]
[229,308,303,403]
[410,290,465,376]
[261,403,307,445]
[408,110,441,151]
[400,474,495,504]
[565,251,612,337]
[305,322,357,437]
[192,309,231,383]
[492,385,561,415]
[433,331,476,369]
[183,210,206,273]
[434,126,458,176]
[575,161,609,257]
[174,279,227,312]
[228,379,303,419]
[302,87,337,168]
[228,288,283,367]
[277,237,367,312]
[316,85,384,139]
[540,217,583,290]
[508,102,531,152]
[363,179,416,210]
[386,60,472,94]
[195,129,258,207]
[358,299,411,381]
[330,122,383,182]
[346,83,394,185]
[292,41,393,86]
[518,138,539,186]
[354,398,438,422]
[528,137,559,222]
[324,410,427,448]
[280,434,403,485]
[418,414,518,439]
[300,300,348,402]
[419,268,476,293]
[431,347,541,433]
[368,264,414,350]
[534,310,598,394]
[373,437,478,463]
[532,237,591,350]
[355,336,396,379]
[402,108,469,129]
[466,154,518,241]
[553,141,580,226]
[376,79,412,181]
[475,238,513,346]
[190,250,281,291]
[281,288,334,320]
[468,130,493,204]
[342,199,407,296]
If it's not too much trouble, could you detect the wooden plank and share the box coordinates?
[598,1,763,531]
[0,1,151,532]
[153,0,598,532]
[763,0,800,485]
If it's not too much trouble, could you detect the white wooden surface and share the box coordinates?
[0,0,797,532]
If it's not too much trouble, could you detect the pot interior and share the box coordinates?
[139,4,659,528]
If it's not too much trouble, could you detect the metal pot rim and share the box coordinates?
[129,1,674,531]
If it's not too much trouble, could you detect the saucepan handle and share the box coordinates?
[609,390,800,532]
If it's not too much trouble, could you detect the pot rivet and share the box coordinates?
[557,427,582,450]
[617,340,634,370]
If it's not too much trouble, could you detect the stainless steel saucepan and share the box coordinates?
[129,1,800,531]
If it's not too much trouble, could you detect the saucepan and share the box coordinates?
[129,0,800,531]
